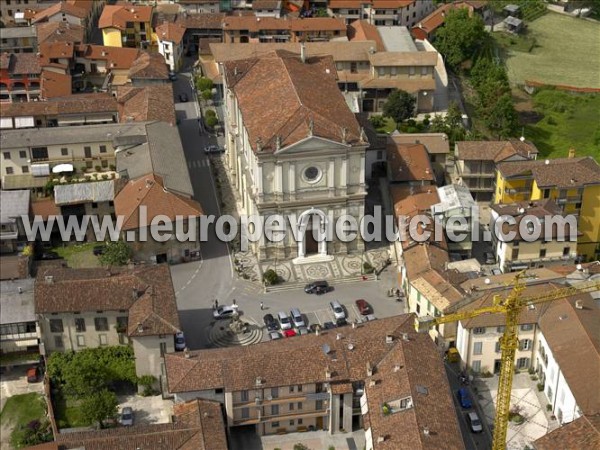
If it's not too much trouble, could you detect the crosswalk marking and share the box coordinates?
[187,159,209,169]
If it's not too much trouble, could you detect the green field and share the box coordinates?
[500,13,600,89]
[524,89,600,159]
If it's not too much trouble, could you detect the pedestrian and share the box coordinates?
[232,299,237,306]
[260,302,264,310]
[214,299,219,309]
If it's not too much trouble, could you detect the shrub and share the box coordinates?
[201,89,213,100]
[10,420,52,449]
[263,269,280,286]
[546,404,552,411]
[205,109,216,117]
[537,383,544,391]
[195,76,213,92]
[138,375,158,396]
[95,165,102,172]
[363,262,374,274]
[369,114,385,129]
[546,116,557,125]
[205,115,218,128]
[293,445,309,450]
[101,174,109,180]
[109,164,116,171]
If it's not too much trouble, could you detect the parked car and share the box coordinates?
[93,245,106,256]
[355,299,373,315]
[26,366,41,383]
[484,252,496,265]
[174,332,186,351]
[322,321,336,330]
[268,331,281,340]
[290,308,305,328]
[466,411,483,433]
[329,300,346,320]
[40,251,61,260]
[457,388,472,409]
[304,280,330,294]
[283,329,297,338]
[362,314,377,322]
[204,145,223,154]
[213,306,235,320]
[179,93,188,102]
[263,313,279,331]
[120,407,134,426]
[297,327,309,335]
[335,317,347,327]
[277,311,292,330]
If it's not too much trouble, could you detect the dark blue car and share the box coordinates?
[457,388,472,409]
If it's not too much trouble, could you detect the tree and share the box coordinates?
[201,89,213,101]
[435,9,486,70]
[263,269,280,286]
[99,240,131,266]
[382,90,416,125]
[205,115,218,128]
[195,76,213,92]
[81,389,118,428]
[484,93,518,139]
[10,420,52,449]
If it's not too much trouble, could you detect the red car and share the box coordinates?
[355,299,373,315]
[283,329,297,338]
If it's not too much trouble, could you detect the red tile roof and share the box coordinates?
[116,85,176,126]
[36,22,85,45]
[41,71,72,99]
[155,21,186,44]
[99,4,154,30]
[31,1,88,23]
[387,141,435,183]
[347,19,385,51]
[533,414,600,450]
[128,51,169,80]
[76,44,141,70]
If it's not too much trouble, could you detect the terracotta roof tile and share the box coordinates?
[156,21,186,44]
[99,4,154,30]
[347,20,385,51]
[41,71,72,99]
[114,173,202,231]
[0,53,12,70]
[175,13,225,30]
[222,16,346,32]
[391,185,439,218]
[455,139,538,162]
[252,0,282,10]
[128,51,169,80]
[36,22,85,45]
[31,1,88,23]
[116,85,176,126]
[387,142,435,183]
[496,156,600,189]
[11,53,40,75]
[224,50,364,153]
[534,414,600,450]
[31,198,60,221]
[76,44,140,70]
[390,132,449,154]
[0,93,118,119]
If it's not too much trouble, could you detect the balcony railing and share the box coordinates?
[233,407,329,425]
[233,394,309,408]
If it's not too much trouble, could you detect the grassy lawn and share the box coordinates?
[493,31,537,53]
[53,392,90,429]
[52,242,101,268]
[0,351,40,366]
[500,12,600,88]
[0,393,46,429]
[375,117,397,134]
[524,89,600,158]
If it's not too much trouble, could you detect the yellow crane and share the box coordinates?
[415,273,600,450]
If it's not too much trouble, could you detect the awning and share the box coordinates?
[85,116,114,124]
[52,163,74,174]
[15,117,34,128]
[31,163,50,177]
[0,118,13,129]
[57,118,86,126]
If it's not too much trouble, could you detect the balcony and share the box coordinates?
[233,394,309,408]
[233,407,329,425]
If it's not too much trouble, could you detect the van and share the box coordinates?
[290,308,305,328]
[467,412,483,433]
[277,311,292,330]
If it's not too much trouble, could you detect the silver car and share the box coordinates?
[277,311,292,330]
[330,301,346,320]
[120,407,133,426]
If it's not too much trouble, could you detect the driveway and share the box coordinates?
[0,365,44,413]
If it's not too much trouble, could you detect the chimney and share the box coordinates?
[386,335,393,344]
[366,362,373,377]
[393,364,401,372]
[575,299,584,310]
[377,436,385,443]
[325,367,332,380]
[568,147,576,159]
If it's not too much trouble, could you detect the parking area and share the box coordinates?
[0,365,45,412]
[116,394,174,426]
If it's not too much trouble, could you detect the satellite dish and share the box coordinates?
[484,278,491,285]
[321,343,330,355]
[576,264,583,271]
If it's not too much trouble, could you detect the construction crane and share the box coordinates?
[415,273,600,450]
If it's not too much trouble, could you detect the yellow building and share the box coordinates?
[99,4,156,49]
[495,155,600,262]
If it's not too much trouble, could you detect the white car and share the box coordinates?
[330,301,346,320]
[120,407,134,426]
[213,306,236,319]
[277,311,292,330]
[174,332,186,351]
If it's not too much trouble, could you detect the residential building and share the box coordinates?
[99,3,156,49]
[454,140,538,201]
[387,132,449,184]
[50,399,228,450]
[156,21,186,71]
[387,140,436,186]
[30,0,103,40]
[0,0,55,28]
[114,173,203,264]
[165,314,465,448]
[127,50,170,86]
[175,13,225,55]
[222,16,347,44]
[411,0,488,41]
[495,155,600,262]
[0,52,41,102]
[490,199,579,272]
[253,0,283,18]
[222,50,369,260]
[116,85,177,125]
[35,264,182,381]
[0,26,38,54]
[534,414,600,450]
[0,278,40,356]
[328,0,435,27]
[35,21,85,46]
[432,184,476,259]
[0,189,30,254]
[177,0,222,14]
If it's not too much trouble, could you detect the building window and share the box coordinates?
[75,318,86,332]
[473,342,483,355]
[473,327,485,335]
[272,421,279,428]
[61,148,68,156]
[271,404,279,415]
[472,360,481,373]
[271,387,278,399]
[540,249,546,258]
[289,386,295,393]
[240,390,248,402]
[409,66,416,75]
[298,418,303,425]
[3,152,10,160]
[77,335,86,347]
[116,316,127,333]
[289,420,294,426]
[99,334,108,345]
[517,357,530,369]
[563,247,570,257]
[99,145,107,153]
[5,167,13,175]
[289,403,294,410]
[416,303,421,314]
[520,339,532,351]
[22,166,29,173]
[496,326,505,333]
[54,335,64,348]
[421,66,428,75]
[495,341,501,353]
[521,324,533,331]
[101,160,108,168]
[19,151,26,158]
[94,317,108,331]
[49,319,63,333]
[297,385,302,392]
[298,402,303,409]
[241,407,249,419]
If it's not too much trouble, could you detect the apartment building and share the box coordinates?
[495,155,600,262]
[432,184,476,259]
[99,3,155,49]
[0,52,41,102]
[0,278,40,356]
[175,13,225,55]
[329,0,435,28]
[0,26,38,54]
[454,140,538,201]
[253,0,283,18]
[156,21,186,71]
[490,199,579,272]
[35,264,182,381]
[30,0,104,40]
[176,0,222,14]
[222,16,347,43]
[165,314,465,449]
[387,132,449,184]
[387,139,436,186]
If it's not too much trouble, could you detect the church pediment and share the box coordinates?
[275,136,350,155]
